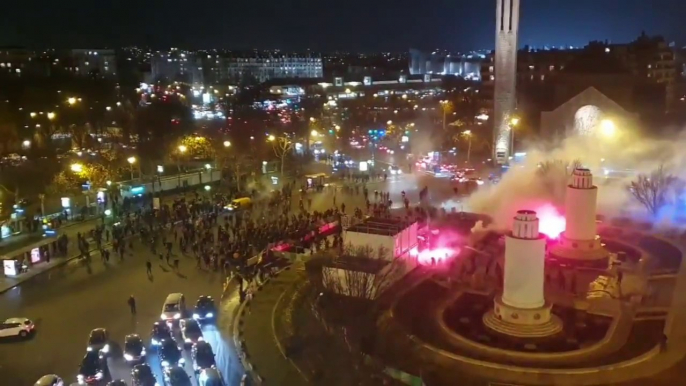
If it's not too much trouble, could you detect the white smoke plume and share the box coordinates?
[465,125,686,229]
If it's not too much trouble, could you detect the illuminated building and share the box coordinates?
[493,0,520,164]
[483,210,562,337]
[550,168,609,265]
[408,49,482,80]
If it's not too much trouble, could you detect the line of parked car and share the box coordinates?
[33,293,225,386]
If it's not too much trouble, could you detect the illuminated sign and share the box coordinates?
[30,248,41,264]
[61,197,71,208]
[131,186,145,194]
[359,161,368,172]
[3,260,17,276]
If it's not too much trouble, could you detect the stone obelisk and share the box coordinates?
[493,0,520,164]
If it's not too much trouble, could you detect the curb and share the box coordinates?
[0,243,105,295]
[230,267,293,385]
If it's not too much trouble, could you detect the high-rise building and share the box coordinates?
[150,51,323,86]
[408,49,482,80]
[493,0,520,164]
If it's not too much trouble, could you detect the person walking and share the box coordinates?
[146,260,152,276]
[128,295,137,315]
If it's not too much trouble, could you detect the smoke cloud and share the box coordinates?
[464,125,686,229]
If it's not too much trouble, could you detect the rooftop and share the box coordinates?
[346,217,415,236]
[325,257,389,274]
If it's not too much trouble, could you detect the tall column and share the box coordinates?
[550,168,608,265]
[483,209,563,338]
[493,0,520,164]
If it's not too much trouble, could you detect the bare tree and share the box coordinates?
[271,135,293,177]
[628,164,678,215]
[537,158,582,206]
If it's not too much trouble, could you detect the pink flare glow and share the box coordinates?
[410,246,459,265]
[535,204,566,239]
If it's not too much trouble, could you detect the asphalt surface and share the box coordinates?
[0,170,463,386]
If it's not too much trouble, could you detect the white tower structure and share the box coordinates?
[493,0,520,164]
[483,210,562,338]
[551,168,609,264]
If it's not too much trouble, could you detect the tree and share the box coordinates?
[628,164,678,216]
[294,246,410,384]
[48,163,116,196]
[270,135,294,177]
[537,159,582,206]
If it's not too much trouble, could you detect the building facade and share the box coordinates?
[150,51,323,86]
[408,49,482,80]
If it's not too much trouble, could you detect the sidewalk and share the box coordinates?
[237,266,308,386]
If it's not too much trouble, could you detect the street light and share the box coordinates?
[509,116,520,155]
[67,97,77,105]
[267,135,276,142]
[600,119,616,137]
[310,129,319,137]
[223,140,231,147]
[178,145,187,153]
[204,164,212,170]
[47,112,56,120]
[70,163,83,173]
[30,112,36,118]
[127,157,137,180]
[204,185,211,192]
[463,130,473,165]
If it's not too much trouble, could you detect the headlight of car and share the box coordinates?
[173,313,181,319]
[161,360,170,367]
[160,313,167,320]
[193,313,200,319]
[101,344,110,353]
[124,353,134,361]
[151,338,159,346]
[205,312,213,318]
[86,346,93,352]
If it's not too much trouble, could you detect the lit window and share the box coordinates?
[489,66,494,72]
[490,75,495,81]
[529,65,534,70]
[540,75,545,81]
[549,65,554,71]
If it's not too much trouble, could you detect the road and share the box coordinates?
[0,172,458,386]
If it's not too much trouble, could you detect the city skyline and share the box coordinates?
[1,0,685,51]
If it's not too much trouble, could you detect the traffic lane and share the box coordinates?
[0,241,226,385]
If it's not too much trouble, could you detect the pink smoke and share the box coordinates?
[535,204,566,239]
[410,246,460,265]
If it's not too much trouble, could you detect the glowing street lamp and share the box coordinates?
[223,140,231,147]
[310,129,319,137]
[47,112,56,120]
[510,117,520,126]
[30,112,36,118]
[127,156,136,164]
[178,145,187,153]
[600,119,616,137]
[267,135,276,142]
[67,97,77,105]
[70,163,83,173]
[463,130,473,164]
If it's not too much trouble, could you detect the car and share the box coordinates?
[198,368,225,386]
[191,341,216,372]
[389,165,402,175]
[0,317,35,339]
[123,334,146,363]
[106,381,128,386]
[179,318,204,347]
[150,322,172,347]
[160,293,186,322]
[158,339,184,368]
[34,375,64,386]
[87,328,110,355]
[192,296,216,321]
[77,351,107,385]
[163,366,192,386]
[131,364,158,386]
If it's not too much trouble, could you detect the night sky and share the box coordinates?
[1,0,684,51]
